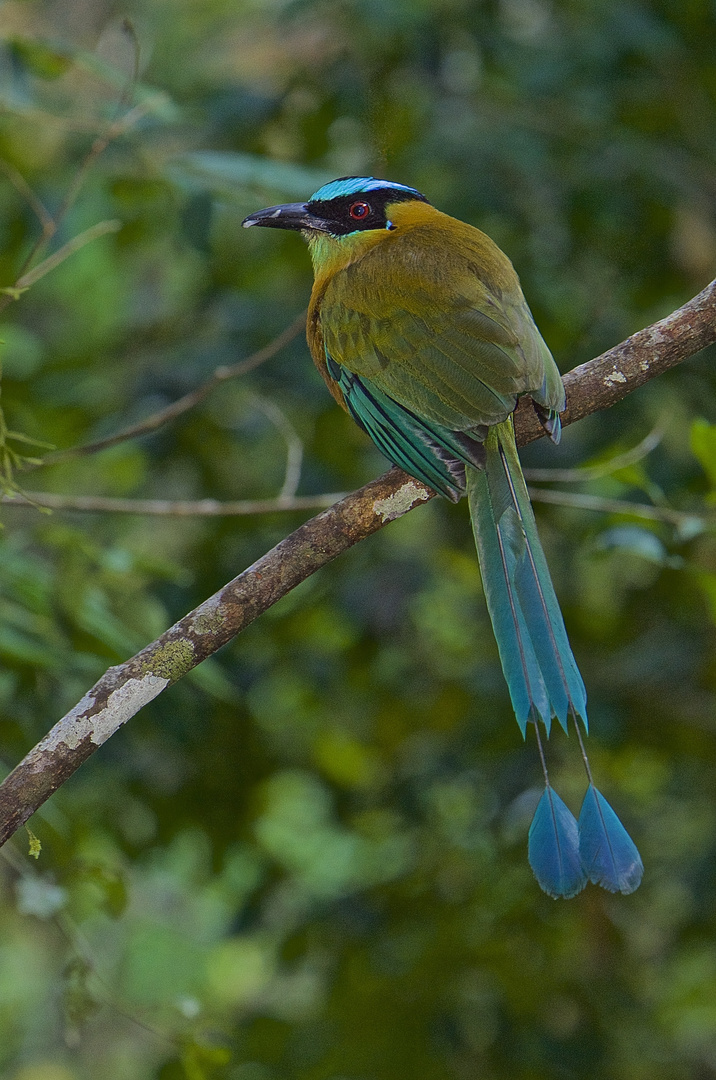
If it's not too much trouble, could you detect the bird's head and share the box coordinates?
[242,176,429,236]
[242,177,432,272]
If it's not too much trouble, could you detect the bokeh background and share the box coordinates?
[1,1,716,1077]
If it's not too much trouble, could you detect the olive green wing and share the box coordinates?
[319,223,565,433]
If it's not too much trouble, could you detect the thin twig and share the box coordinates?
[0,158,55,237]
[246,391,304,499]
[40,311,307,464]
[522,425,664,483]
[0,491,343,515]
[13,220,122,291]
[527,486,706,528]
[0,97,157,319]
[3,486,703,527]
[52,102,152,238]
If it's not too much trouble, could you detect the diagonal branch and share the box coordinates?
[513,277,716,441]
[1,277,715,847]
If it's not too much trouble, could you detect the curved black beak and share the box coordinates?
[242,202,331,233]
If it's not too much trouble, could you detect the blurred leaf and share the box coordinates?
[205,936,276,1007]
[122,923,206,1006]
[181,1041,232,1080]
[167,152,332,203]
[187,657,239,702]
[691,417,716,490]
[63,957,100,1031]
[693,571,716,626]
[2,36,178,120]
[182,191,214,254]
[9,39,72,80]
[596,524,681,567]
[79,864,128,918]
[15,875,67,919]
[314,728,383,790]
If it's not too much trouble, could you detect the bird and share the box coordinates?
[243,176,643,899]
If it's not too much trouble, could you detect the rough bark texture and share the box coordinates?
[513,277,716,443]
[1,278,715,847]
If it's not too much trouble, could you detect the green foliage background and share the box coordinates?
[1,1,716,1077]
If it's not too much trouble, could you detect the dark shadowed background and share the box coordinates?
[1,1,716,1078]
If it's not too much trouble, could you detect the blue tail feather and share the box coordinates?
[469,470,552,734]
[578,785,643,894]
[494,431,587,728]
[467,420,586,733]
[528,787,586,899]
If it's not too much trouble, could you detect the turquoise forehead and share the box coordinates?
[309,177,423,202]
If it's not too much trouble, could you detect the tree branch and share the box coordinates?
[513,277,716,441]
[1,278,715,847]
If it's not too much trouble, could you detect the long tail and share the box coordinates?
[467,419,643,898]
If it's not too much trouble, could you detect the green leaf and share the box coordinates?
[181,1040,232,1080]
[7,36,179,119]
[10,38,72,80]
[63,957,100,1030]
[691,417,716,489]
[81,865,129,919]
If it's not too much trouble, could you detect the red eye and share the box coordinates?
[349,201,371,220]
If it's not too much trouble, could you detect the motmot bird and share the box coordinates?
[243,176,643,899]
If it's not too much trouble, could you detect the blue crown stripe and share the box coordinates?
[309,177,423,202]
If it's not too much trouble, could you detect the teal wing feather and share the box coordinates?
[325,354,483,500]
